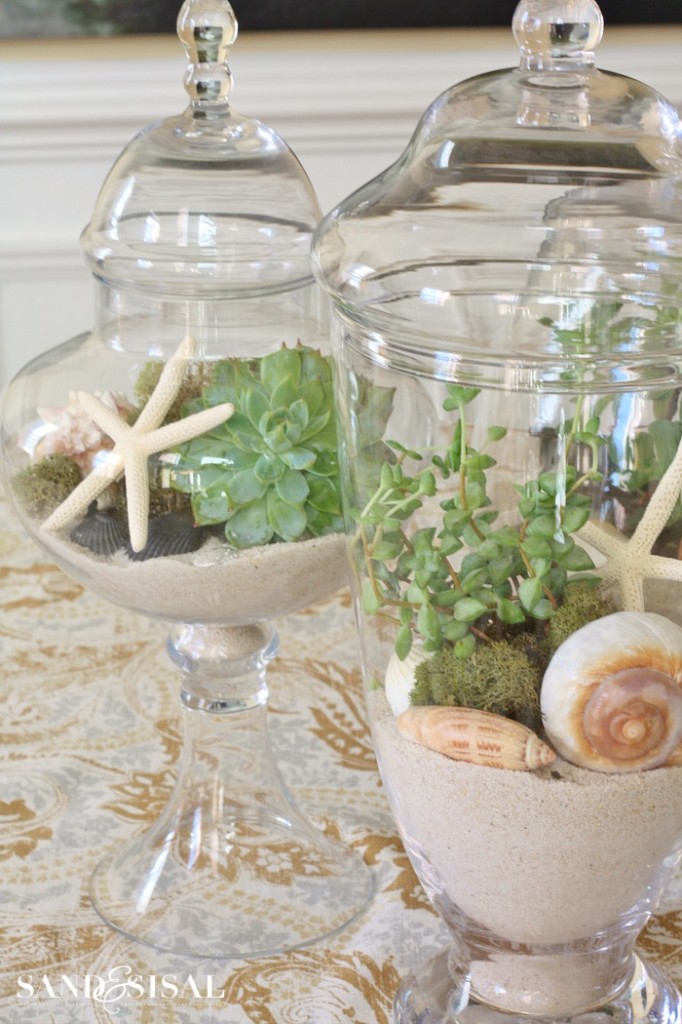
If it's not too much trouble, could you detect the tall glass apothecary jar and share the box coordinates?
[314,1,682,1021]
[0,0,371,958]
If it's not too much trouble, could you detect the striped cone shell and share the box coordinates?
[397,705,556,771]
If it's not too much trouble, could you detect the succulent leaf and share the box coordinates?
[306,476,342,515]
[193,489,232,525]
[280,447,316,471]
[289,399,310,432]
[310,450,339,477]
[267,491,307,541]
[245,388,270,428]
[270,376,299,411]
[263,419,293,454]
[306,505,344,535]
[261,347,301,392]
[275,469,309,505]
[254,452,285,484]
[222,411,262,449]
[300,381,325,417]
[225,498,273,548]
[228,468,267,506]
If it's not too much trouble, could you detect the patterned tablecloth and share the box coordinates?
[1,488,681,1024]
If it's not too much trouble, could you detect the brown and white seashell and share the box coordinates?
[396,705,556,771]
[125,511,207,562]
[541,611,682,773]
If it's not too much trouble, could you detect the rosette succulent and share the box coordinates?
[170,345,345,549]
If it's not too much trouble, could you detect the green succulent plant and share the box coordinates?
[356,384,605,666]
[169,345,345,549]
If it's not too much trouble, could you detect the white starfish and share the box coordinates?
[579,432,682,610]
[42,335,233,552]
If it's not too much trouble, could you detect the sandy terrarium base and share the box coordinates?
[371,689,682,1017]
[36,525,348,623]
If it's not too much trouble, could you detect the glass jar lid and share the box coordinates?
[313,0,682,386]
[81,0,321,295]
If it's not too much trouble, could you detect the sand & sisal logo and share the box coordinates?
[16,965,226,1014]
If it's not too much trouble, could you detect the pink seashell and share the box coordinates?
[35,391,134,471]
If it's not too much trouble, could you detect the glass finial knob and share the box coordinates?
[177,0,238,106]
[512,0,604,70]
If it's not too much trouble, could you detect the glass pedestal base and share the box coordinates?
[394,948,682,1024]
[89,620,373,958]
[89,800,371,959]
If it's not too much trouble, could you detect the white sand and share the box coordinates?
[371,688,682,1014]
[36,526,348,623]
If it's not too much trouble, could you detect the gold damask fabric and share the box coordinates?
[1,490,681,1023]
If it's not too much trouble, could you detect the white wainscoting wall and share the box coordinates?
[1,26,682,387]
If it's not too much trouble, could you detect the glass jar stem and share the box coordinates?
[89,620,372,958]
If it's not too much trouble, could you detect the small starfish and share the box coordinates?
[580,432,682,610]
[42,335,233,552]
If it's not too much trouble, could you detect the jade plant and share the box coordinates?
[354,384,622,721]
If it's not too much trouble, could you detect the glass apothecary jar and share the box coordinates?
[0,0,371,958]
[314,1,682,1020]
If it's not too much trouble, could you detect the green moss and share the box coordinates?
[133,360,209,424]
[13,455,82,516]
[547,580,614,653]
[110,481,192,520]
[408,581,614,729]
[148,485,192,519]
[410,640,543,725]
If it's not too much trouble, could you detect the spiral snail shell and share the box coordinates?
[541,611,682,773]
